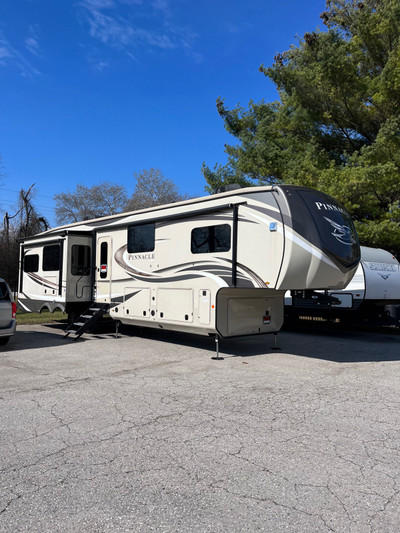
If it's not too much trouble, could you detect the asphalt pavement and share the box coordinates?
[0,322,400,532]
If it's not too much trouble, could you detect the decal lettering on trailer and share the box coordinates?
[128,253,156,261]
[314,202,346,214]
[366,262,397,272]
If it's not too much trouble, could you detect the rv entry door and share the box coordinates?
[67,237,92,303]
[96,235,112,303]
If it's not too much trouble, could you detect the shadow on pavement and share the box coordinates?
[1,320,399,364]
[0,320,117,353]
[116,323,400,364]
[0,327,68,352]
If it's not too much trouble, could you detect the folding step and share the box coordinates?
[64,302,110,340]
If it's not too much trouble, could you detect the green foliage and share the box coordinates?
[202,161,253,194]
[203,0,400,256]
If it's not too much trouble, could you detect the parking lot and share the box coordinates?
[1,323,400,532]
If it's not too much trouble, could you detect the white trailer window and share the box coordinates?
[43,244,60,271]
[191,224,231,254]
[127,223,155,253]
[23,254,39,273]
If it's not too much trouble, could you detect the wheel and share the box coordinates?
[0,337,10,345]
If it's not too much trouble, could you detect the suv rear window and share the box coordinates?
[0,282,10,301]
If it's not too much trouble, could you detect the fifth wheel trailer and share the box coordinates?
[18,185,360,338]
[285,246,400,325]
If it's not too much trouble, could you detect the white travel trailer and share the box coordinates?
[18,185,360,339]
[285,246,400,325]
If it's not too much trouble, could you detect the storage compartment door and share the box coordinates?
[157,289,193,323]
[198,290,211,325]
[216,288,284,337]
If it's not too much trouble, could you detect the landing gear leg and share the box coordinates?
[271,332,281,350]
[211,334,224,361]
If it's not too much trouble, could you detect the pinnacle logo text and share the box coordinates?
[315,202,346,214]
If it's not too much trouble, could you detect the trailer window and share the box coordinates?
[127,223,155,253]
[191,224,231,254]
[43,244,60,271]
[100,242,108,279]
[71,245,91,276]
[23,254,39,273]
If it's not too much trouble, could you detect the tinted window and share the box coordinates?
[24,254,39,273]
[127,223,155,253]
[0,282,10,301]
[100,242,108,279]
[71,245,91,276]
[191,224,231,254]
[100,242,108,264]
[43,244,60,271]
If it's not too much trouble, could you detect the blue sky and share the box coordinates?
[0,0,325,226]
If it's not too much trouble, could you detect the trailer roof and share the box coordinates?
[18,185,276,242]
[361,246,399,264]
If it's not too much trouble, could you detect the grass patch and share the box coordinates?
[17,310,67,325]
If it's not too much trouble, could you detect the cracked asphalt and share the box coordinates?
[0,323,400,532]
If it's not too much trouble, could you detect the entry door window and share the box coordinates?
[71,245,91,276]
[100,242,108,279]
